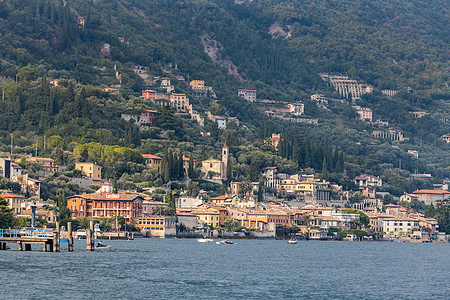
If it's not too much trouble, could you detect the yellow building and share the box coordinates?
[189,80,205,90]
[75,162,102,181]
[210,194,237,207]
[136,215,177,238]
[191,205,228,227]
[191,209,221,227]
[1,192,25,215]
[400,193,418,203]
[142,154,162,174]
[277,179,316,193]
[228,207,290,229]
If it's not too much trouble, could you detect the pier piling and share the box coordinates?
[86,220,95,251]
[68,222,73,252]
[53,221,60,252]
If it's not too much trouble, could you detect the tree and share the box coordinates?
[164,191,176,216]
[340,208,370,227]
[188,156,195,179]
[186,180,199,197]
[0,197,15,228]
[301,214,311,226]
[223,219,242,232]
[257,180,264,202]
[238,181,252,198]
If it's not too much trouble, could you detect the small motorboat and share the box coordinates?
[95,242,111,249]
[216,239,234,245]
[95,245,111,249]
[197,238,214,243]
[288,238,297,244]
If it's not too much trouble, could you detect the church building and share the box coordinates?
[201,142,228,180]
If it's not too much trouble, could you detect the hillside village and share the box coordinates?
[1,64,449,241]
[0,0,449,243]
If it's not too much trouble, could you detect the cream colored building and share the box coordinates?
[169,93,189,112]
[1,192,25,215]
[201,142,228,180]
[382,217,419,236]
[75,162,102,181]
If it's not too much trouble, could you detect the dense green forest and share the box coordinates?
[0,0,449,197]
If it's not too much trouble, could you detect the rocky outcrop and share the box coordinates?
[201,35,245,80]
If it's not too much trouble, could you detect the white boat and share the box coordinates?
[95,245,111,249]
[288,238,298,244]
[197,238,214,243]
[216,240,234,245]
[75,229,87,240]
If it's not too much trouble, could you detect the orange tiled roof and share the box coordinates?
[1,193,25,198]
[142,154,162,160]
[68,192,142,201]
[211,194,234,200]
[413,189,450,195]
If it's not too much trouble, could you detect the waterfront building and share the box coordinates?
[382,217,419,236]
[68,192,143,222]
[136,215,177,238]
[142,200,168,214]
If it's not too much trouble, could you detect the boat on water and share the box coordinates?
[216,239,234,245]
[75,229,87,240]
[95,242,111,249]
[197,238,214,243]
[288,238,297,244]
[95,245,111,249]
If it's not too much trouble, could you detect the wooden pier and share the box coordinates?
[0,221,96,252]
[0,222,60,252]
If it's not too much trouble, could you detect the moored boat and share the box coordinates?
[288,238,297,244]
[75,229,87,240]
[197,238,214,243]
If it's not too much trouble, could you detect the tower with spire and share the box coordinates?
[221,142,229,180]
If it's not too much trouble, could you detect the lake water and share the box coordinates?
[1,239,449,299]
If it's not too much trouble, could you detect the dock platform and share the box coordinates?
[0,229,60,252]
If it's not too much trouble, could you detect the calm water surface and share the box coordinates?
[1,239,449,299]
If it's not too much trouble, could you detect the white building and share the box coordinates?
[354,175,382,187]
[382,217,419,236]
[238,89,257,102]
[288,103,304,116]
[176,196,204,209]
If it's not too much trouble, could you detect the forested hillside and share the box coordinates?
[0,0,449,190]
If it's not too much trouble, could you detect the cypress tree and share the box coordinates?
[188,156,194,179]
[257,180,264,202]
[322,157,328,179]
[178,151,184,179]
